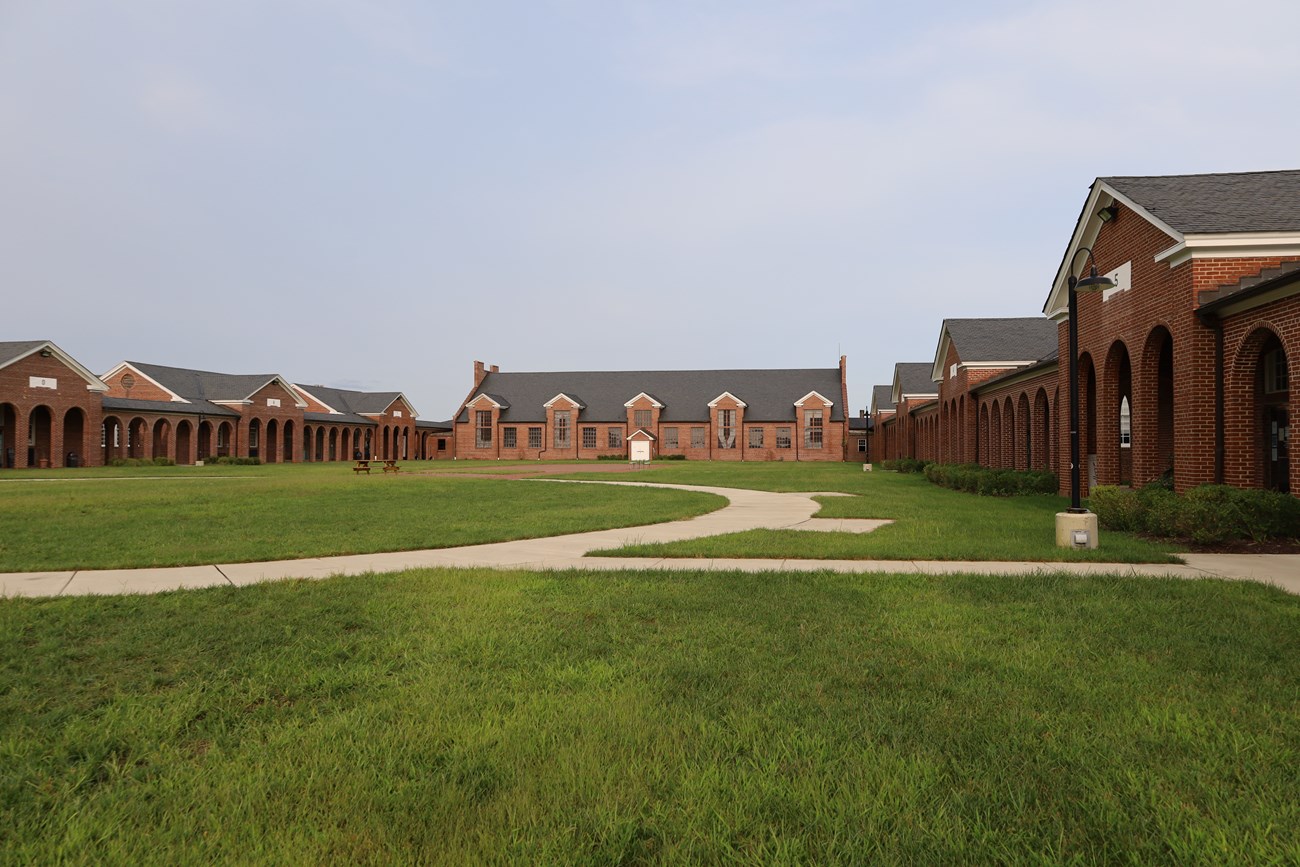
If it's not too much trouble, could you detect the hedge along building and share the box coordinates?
[455,358,852,461]
[1043,170,1299,496]
[0,340,109,469]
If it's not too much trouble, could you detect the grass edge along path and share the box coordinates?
[2,566,1297,864]
[553,465,1184,564]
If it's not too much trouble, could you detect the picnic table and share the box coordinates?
[381,460,400,473]
[353,460,370,474]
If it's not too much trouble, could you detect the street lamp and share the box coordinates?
[1058,246,1115,548]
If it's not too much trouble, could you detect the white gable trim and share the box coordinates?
[793,390,833,407]
[7,343,111,393]
[102,361,187,402]
[707,391,747,408]
[245,375,309,408]
[623,392,664,408]
[290,384,343,415]
[466,393,504,409]
[1154,231,1300,268]
[627,428,657,441]
[1043,181,1184,319]
[383,393,420,419]
[930,327,954,383]
[543,393,585,409]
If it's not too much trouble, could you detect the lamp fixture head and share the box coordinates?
[1098,205,1119,223]
[1074,265,1116,293]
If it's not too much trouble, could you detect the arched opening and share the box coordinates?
[1018,393,1031,471]
[1,402,17,468]
[316,426,325,462]
[303,425,314,462]
[990,401,1002,468]
[978,403,990,465]
[1140,327,1175,485]
[28,406,53,467]
[175,419,192,465]
[1003,397,1016,470]
[1034,388,1051,471]
[282,420,294,463]
[197,420,213,461]
[266,419,280,463]
[401,428,409,460]
[329,427,338,461]
[62,407,87,468]
[1258,336,1289,492]
[363,428,372,460]
[101,415,124,465]
[1105,341,1133,487]
[217,421,233,458]
[247,418,262,460]
[342,428,352,461]
[128,417,148,459]
[152,418,172,462]
[1227,329,1291,493]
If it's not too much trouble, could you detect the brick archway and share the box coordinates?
[1102,340,1133,487]
[1078,353,1098,493]
[1017,392,1031,470]
[1137,327,1175,485]
[1226,325,1293,493]
[978,403,990,466]
[127,417,148,459]
[175,419,192,465]
[152,418,171,461]
[1034,388,1051,471]
[101,415,124,464]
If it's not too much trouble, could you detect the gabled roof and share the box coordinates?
[543,393,586,409]
[793,390,833,407]
[1102,170,1300,234]
[627,428,657,441]
[870,384,895,416]
[623,392,664,408]
[931,318,1058,381]
[293,383,415,421]
[891,363,937,405]
[1044,169,1300,318]
[1,340,109,392]
[707,391,747,408]
[466,393,509,409]
[122,361,306,407]
[457,368,846,424]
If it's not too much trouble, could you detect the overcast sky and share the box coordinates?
[4,1,1299,420]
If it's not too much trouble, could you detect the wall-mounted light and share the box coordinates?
[1098,205,1119,223]
[39,348,52,357]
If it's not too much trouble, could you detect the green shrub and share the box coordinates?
[1089,486,1143,532]
[883,457,932,473]
[653,454,687,461]
[596,454,626,461]
[923,463,1059,497]
[1177,485,1246,545]
[151,456,175,466]
[207,456,261,465]
[1137,484,1182,537]
[1229,487,1300,541]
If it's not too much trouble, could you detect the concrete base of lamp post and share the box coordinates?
[1055,511,1099,549]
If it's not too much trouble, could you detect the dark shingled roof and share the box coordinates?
[893,363,936,397]
[416,419,453,431]
[102,397,240,417]
[459,368,844,424]
[1103,170,1300,234]
[943,318,1058,364]
[871,385,895,414]
[295,384,405,416]
[0,340,48,368]
[128,361,288,403]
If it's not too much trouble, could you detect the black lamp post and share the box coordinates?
[1065,246,1116,513]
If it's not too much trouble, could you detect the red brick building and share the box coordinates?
[874,169,1298,497]
[454,358,853,462]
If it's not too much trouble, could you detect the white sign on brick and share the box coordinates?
[267,398,281,407]
[393,410,403,418]
[29,376,57,389]
[1102,261,1132,301]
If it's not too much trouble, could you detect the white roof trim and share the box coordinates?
[543,393,585,409]
[382,393,420,419]
[707,391,748,408]
[1043,181,1184,319]
[466,393,504,409]
[246,375,309,408]
[290,384,343,415]
[4,343,111,393]
[102,361,188,402]
[930,328,954,383]
[211,399,253,407]
[627,428,657,440]
[793,390,833,407]
[622,392,664,408]
[1154,231,1300,268]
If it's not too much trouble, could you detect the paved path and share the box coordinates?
[3,481,1298,598]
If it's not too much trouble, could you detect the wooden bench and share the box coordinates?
[353,460,370,474]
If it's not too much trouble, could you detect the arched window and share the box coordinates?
[1119,397,1131,448]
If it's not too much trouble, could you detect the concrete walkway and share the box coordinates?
[3,481,1298,598]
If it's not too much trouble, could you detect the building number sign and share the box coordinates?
[29,376,57,390]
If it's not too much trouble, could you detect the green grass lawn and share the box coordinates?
[2,568,1297,864]
[0,463,722,571]
[562,463,1184,563]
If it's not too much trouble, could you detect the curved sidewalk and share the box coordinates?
[3,481,1297,598]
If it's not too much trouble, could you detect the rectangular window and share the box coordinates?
[1119,397,1131,448]
[502,427,517,449]
[748,427,764,448]
[554,411,571,448]
[804,410,824,448]
[718,410,736,448]
[1265,348,1289,393]
[475,410,492,448]
[858,438,868,453]
[582,427,597,449]
[608,428,622,449]
[634,409,652,429]
[691,427,705,448]
[664,427,678,449]
[528,427,542,449]
[776,427,792,449]
[437,438,447,451]
[249,426,259,448]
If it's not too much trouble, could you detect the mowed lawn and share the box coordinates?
[2,568,1298,864]
[0,463,723,571]
[561,463,1184,563]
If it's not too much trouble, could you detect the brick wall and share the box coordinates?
[0,352,104,468]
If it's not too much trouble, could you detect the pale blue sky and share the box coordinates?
[4,1,1299,419]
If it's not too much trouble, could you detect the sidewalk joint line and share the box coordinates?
[59,572,77,596]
